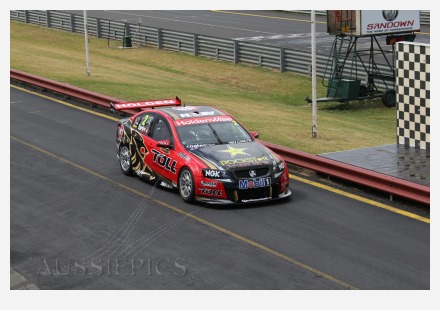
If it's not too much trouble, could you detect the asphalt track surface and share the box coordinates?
[10,86,430,290]
[61,10,430,56]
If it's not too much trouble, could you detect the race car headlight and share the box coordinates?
[273,160,286,178]
[202,169,232,180]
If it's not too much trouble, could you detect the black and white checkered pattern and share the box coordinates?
[395,42,430,150]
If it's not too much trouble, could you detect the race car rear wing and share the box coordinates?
[110,97,182,113]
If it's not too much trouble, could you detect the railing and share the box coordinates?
[10,69,430,205]
[11,10,403,91]
[262,141,430,206]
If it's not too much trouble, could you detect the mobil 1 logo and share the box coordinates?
[239,177,271,189]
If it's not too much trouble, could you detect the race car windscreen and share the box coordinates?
[176,121,252,149]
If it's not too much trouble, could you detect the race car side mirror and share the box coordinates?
[157,140,172,149]
[251,131,259,139]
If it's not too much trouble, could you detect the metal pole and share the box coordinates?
[311,10,318,138]
[107,19,111,48]
[83,10,90,77]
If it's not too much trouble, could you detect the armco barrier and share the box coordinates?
[262,141,430,206]
[10,69,430,206]
[10,69,139,116]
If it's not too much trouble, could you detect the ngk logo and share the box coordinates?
[203,169,221,178]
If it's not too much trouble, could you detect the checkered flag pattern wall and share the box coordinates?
[395,42,430,150]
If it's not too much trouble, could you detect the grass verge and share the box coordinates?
[10,20,396,154]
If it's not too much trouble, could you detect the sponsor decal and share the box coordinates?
[157,140,169,147]
[201,181,217,187]
[151,149,177,173]
[241,197,272,203]
[218,145,250,158]
[117,126,124,139]
[186,143,216,150]
[140,114,149,126]
[203,169,221,178]
[135,168,155,180]
[173,106,196,111]
[127,129,156,181]
[174,116,233,127]
[112,99,179,110]
[199,188,222,196]
[239,177,271,189]
[178,152,191,161]
[220,155,270,167]
[179,111,215,118]
[160,181,173,189]
[228,139,251,144]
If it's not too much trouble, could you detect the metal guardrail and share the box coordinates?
[11,10,403,91]
[262,140,430,205]
[10,69,430,205]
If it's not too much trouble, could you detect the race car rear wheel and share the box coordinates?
[119,145,133,176]
[178,167,195,203]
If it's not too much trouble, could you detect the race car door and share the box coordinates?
[147,116,180,185]
[130,112,157,180]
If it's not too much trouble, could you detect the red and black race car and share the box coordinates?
[113,98,291,204]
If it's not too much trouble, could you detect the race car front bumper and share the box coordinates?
[195,188,291,205]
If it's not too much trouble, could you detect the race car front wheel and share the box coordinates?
[119,145,133,176]
[178,167,195,203]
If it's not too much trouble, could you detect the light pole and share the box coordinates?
[311,10,318,138]
[83,10,90,77]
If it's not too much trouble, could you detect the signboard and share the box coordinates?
[360,11,420,35]
[327,10,420,36]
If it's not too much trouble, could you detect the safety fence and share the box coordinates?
[11,10,401,90]
[10,69,430,205]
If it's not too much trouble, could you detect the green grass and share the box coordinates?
[10,20,397,154]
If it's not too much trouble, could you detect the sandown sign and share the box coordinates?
[361,10,420,35]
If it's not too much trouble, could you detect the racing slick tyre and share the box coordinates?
[381,89,396,107]
[119,145,133,176]
[178,167,195,203]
